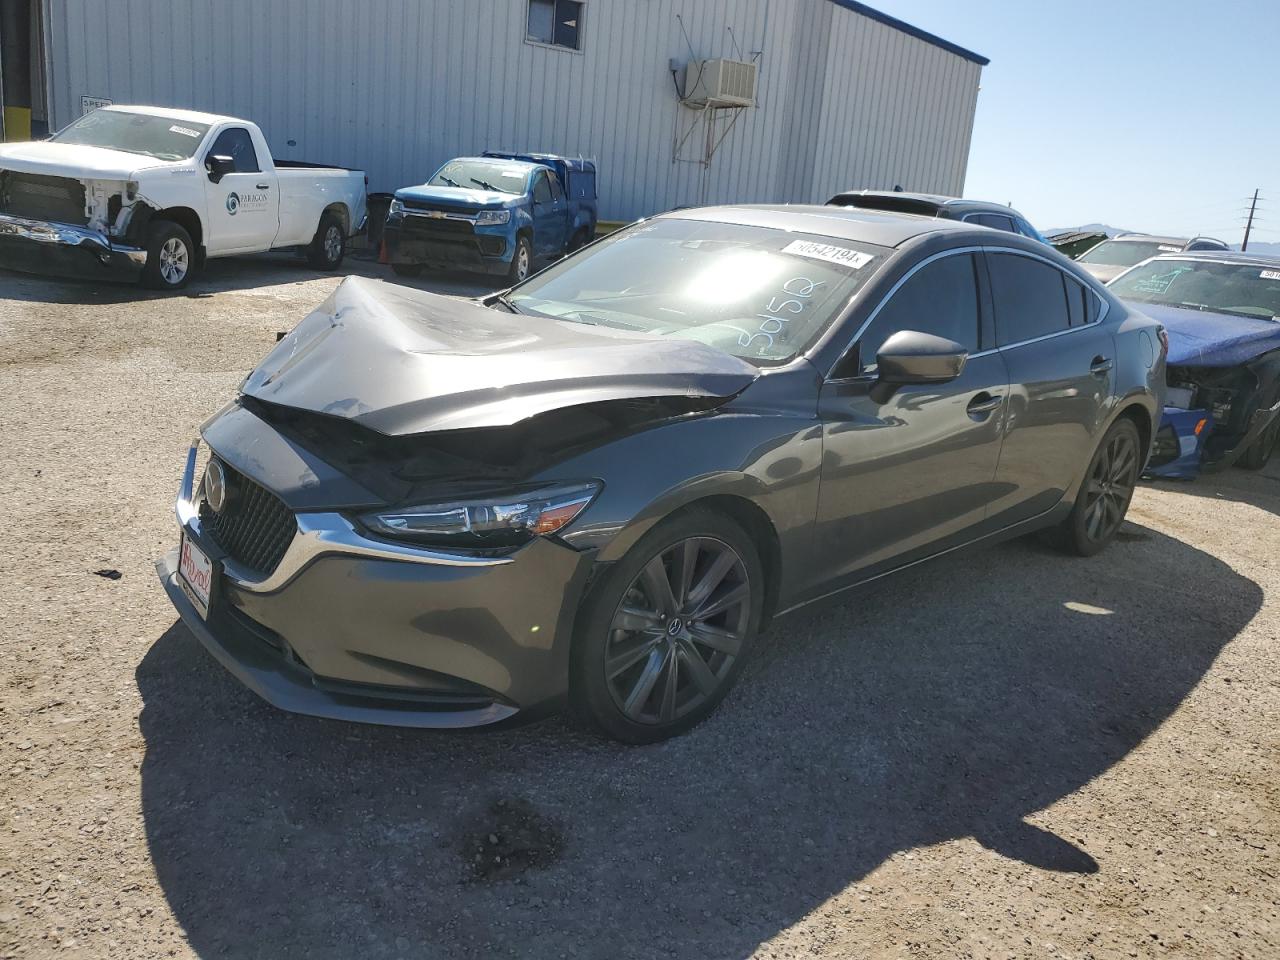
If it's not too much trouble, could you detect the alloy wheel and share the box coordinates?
[604,537,751,725]
[324,225,343,262]
[159,237,188,285]
[516,244,530,280]
[1082,429,1138,542]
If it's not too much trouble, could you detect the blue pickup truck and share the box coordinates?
[384,152,597,282]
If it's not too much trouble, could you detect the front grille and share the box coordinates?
[402,199,476,215]
[401,216,475,236]
[199,459,297,576]
[0,171,88,225]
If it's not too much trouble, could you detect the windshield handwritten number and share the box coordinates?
[737,276,828,354]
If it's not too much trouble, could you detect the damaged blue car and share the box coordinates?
[1109,252,1280,477]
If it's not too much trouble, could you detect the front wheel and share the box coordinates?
[507,235,532,283]
[307,212,346,270]
[140,221,195,291]
[1047,418,1141,556]
[1237,414,1279,470]
[570,509,764,743]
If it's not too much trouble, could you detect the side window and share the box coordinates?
[527,0,584,50]
[547,171,564,202]
[988,253,1073,345]
[966,212,1016,233]
[532,172,552,204]
[853,254,981,374]
[207,128,259,173]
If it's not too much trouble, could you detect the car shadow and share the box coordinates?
[136,522,1260,959]
[0,253,497,305]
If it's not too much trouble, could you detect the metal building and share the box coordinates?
[6,0,987,221]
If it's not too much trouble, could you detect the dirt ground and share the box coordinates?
[1,256,1277,960]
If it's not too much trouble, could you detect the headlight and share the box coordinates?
[360,481,600,548]
[388,198,405,217]
[475,208,511,225]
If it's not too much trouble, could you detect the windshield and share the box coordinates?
[508,218,889,364]
[1079,239,1181,267]
[1110,259,1280,320]
[429,160,528,194]
[51,110,210,161]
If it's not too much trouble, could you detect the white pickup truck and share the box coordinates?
[0,105,367,289]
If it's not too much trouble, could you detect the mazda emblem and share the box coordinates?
[204,459,228,513]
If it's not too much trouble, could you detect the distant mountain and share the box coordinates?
[1044,223,1128,237]
[1232,240,1280,256]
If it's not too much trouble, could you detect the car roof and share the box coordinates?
[661,203,991,248]
[828,190,1031,219]
[100,104,233,126]
[1146,250,1280,267]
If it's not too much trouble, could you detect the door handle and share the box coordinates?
[256,183,271,190]
[1090,356,1113,376]
[966,392,1003,419]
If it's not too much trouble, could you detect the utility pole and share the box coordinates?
[1243,188,1260,251]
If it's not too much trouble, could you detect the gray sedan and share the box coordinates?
[158,205,1165,742]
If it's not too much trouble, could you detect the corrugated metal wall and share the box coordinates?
[41,0,981,221]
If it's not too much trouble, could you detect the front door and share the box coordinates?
[981,249,1115,526]
[202,126,279,254]
[814,250,1011,588]
[530,170,567,256]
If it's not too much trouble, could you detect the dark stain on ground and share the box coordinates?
[457,797,564,884]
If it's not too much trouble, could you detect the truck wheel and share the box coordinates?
[508,235,532,283]
[391,263,423,278]
[567,228,589,253]
[1237,416,1279,470]
[307,213,346,270]
[140,221,195,291]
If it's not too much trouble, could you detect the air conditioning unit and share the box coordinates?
[681,58,757,108]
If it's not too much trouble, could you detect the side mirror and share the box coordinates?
[870,329,967,403]
[206,155,235,184]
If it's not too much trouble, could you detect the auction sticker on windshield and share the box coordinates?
[782,240,874,270]
[178,534,213,619]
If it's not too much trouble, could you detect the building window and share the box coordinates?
[527,0,583,51]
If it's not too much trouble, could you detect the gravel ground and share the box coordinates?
[2,257,1277,960]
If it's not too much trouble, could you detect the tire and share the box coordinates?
[140,221,195,290]
[566,228,589,254]
[391,262,424,278]
[570,509,765,744]
[507,235,533,283]
[1046,418,1142,557]
[307,212,346,270]
[1236,415,1279,470]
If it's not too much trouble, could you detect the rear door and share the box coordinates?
[530,170,568,256]
[814,249,1011,586]
[202,126,280,254]
[983,248,1114,526]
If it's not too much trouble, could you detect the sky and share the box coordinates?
[865,0,1279,242]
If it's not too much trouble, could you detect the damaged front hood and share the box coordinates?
[395,184,513,208]
[0,140,172,180]
[1130,302,1280,367]
[241,277,758,435]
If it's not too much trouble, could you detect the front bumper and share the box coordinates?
[0,213,146,281]
[383,216,512,274]
[1145,407,1212,480]
[157,439,594,728]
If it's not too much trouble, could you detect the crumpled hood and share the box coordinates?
[394,184,514,208]
[1127,301,1280,367]
[0,140,172,180]
[241,277,759,435]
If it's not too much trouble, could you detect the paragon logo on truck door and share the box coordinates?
[225,191,270,216]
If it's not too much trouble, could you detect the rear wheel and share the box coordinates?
[1237,415,1279,470]
[1047,418,1141,556]
[307,212,346,270]
[571,509,763,744]
[140,221,194,291]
